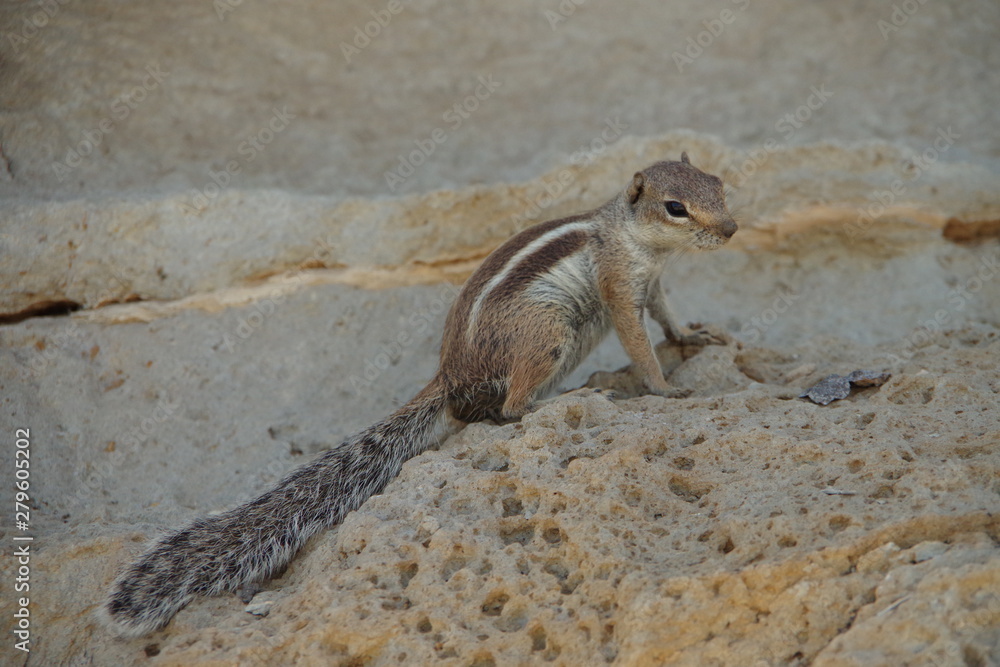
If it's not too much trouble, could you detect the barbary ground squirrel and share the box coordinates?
[103,154,737,637]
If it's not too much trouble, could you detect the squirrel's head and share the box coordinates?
[625,153,737,250]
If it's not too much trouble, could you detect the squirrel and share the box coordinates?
[102,154,737,637]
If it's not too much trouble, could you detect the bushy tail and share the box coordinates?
[101,375,449,638]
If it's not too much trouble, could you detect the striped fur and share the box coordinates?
[102,157,736,637]
[465,221,593,337]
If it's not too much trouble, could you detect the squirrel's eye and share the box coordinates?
[665,201,688,218]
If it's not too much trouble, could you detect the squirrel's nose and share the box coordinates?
[720,218,738,239]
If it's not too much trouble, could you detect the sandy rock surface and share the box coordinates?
[1,1,999,666]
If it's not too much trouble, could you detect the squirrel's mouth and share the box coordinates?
[694,218,737,249]
[695,231,732,250]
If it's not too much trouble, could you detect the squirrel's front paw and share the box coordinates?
[669,323,732,347]
[592,387,618,401]
[642,378,689,399]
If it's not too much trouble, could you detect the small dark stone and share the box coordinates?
[800,374,851,405]
[846,370,891,387]
[801,370,891,405]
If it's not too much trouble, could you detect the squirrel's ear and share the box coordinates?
[627,172,644,205]
[680,152,690,165]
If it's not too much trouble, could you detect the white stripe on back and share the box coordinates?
[466,221,593,338]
